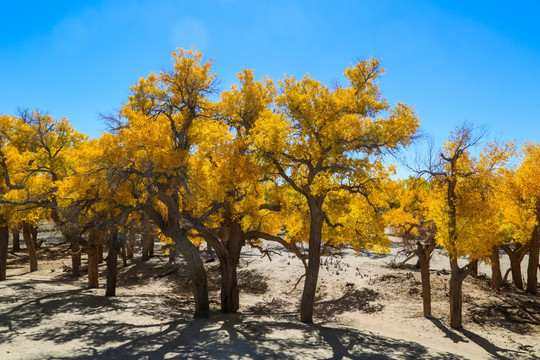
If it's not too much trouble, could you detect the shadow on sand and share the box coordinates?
[428,317,527,360]
[1,280,467,360]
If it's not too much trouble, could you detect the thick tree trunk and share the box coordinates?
[448,258,476,329]
[449,270,463,329]
[71,237,81,276]
[141,233,152,261]
[174,227,209,317]
[490,245,502,290]
[300,200,324,323]
[22,222,38,272]
[11,228,20,252]
[218,222,244,313]
[501,243,527,290]
[0,224,8,281]
[417,242,432,317]
[106,229,120,296]
[526,224,539,296]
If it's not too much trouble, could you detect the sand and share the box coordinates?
[0,238,538,359]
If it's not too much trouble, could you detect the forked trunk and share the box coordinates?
[22,222,38,272]
[448,258,475,329]
[11,228,20,252]
[490,245,502,290]
[106,229,120,296]
[300,199,324,323]
[526,224,539,295]
[0,225,8,281]
[417,242,432,317]
[502,244,526,290]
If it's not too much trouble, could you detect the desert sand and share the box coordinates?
[0,236,538,360]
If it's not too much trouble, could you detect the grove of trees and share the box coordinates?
[0,49,538,330]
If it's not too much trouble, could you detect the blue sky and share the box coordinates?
[1,0,539,162]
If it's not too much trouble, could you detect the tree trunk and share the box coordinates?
[87,229,100,289]
[449,269,463,329]
[174,227,209,317]
[0,224,8,281]
[71,236,81,276]
[141,233,151,261]
[448,258,477,329]
[490,245,502,290]
[119,233,127,267]
[417,242,432,317]
[22,222,38,272]
[501,243,527,290]
[30,225,39,248]
[218,222,244,313]
[526,223,539,296]
[11,228,20,252]
[106,229,120,296]
[300,199,324,323]
[98,244,104,263]
[126,229,135,259]
[469,259,478,278]
[87,243,100,288]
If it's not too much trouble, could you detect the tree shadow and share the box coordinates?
[48,314,465,360]
[427,317,529,360]
[315,287,384,319]
[459,328,529,360]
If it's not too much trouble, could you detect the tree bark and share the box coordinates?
[22,222,38,272]
[119,233,127,266]
[526,222,539,296]
[417,242,432,317]
[106,229,120,296]
[98,244,104,263]
[87,229,101,289]
[469,259,478,278]
[213,222,244,313]
[300,198,324,323]
[449,258,475,329]
[71,236,81,276]
[0,224,8,281]
[501,243,528,290]
[30,225,40,248]
[11,228,20,252]
[175,227,209,317]
[490,245,502,290]
[141,233,152,261]
[126,229,135,259]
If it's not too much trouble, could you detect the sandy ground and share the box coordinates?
[0,237,538,360]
